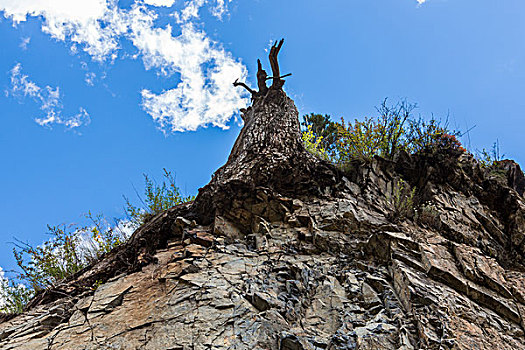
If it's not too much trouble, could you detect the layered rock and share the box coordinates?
[1,46,525,349]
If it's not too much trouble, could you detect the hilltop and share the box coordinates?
[1,43,525,350]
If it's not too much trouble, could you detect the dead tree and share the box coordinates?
[192,39,340,229]
[234,39,291,98]
[20,40,342,309]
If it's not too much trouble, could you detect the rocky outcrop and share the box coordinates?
[1,46,524,349]
[2,149,524,349]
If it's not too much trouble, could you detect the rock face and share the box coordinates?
[2,52,525,349]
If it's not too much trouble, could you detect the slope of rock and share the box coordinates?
[1,46,525,349]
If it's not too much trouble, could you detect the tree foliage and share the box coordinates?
[301,113,339,155]
[301,99,464,166]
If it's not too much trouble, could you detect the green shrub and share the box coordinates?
[406,116,464,154]
[476,140,504,168]
[301,99,464,167]
[13,225,85,291]
[415,201,441,229]
[8,168,193,314]
[330,100,413,162]
[0,277,34,314]
[301,113,339,156]
[124,168,195,227]
[302,124,331,161]
[78,212,128,263]
[389,178,416,221]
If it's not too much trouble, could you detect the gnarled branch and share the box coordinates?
[256,59,269,95]
[265,73,292,81]
[233,79,256,96]
[234,39,290,98]
[269,39,284,88]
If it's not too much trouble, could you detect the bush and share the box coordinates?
[13,225,85,291]
[302,124,331,161]
[78,212,129,263]
[301,113,339,156]
[301,99,464,167]
[415,201,441,229]
[0,276,34,314]
[389,178,416,221]
[476,140,504,168]
[12,217,128,293]
[406,116,464,154]
[7,168,193,313]
[124,168,195,227]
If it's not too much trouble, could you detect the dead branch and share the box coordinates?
[256,59,269,95]
[233,79,256,96]
[269,39,284,88]
[265,73,292,81]
[235,39,289,97]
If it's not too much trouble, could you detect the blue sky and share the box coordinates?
[0,0,524,276]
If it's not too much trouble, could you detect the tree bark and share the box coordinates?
[256,59,268,95]
[191,41,340,229]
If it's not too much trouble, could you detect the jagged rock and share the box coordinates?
[1,44,525,350]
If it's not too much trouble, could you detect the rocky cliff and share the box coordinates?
[1,47,525,349]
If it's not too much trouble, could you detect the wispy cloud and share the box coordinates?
[416,0,427,4]
[19,36,30,50]
[0,0,248,133]
[85,72,96,86]
[7,63,91,129]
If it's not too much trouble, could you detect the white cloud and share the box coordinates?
[85,72,96,86]
[143,0,175,7]
[0,0,119,61]
[8,63,91,129]
[131,18,249,132]
[19,36,30,50]
[0,0,247,132]
[0,0,108,23]
[416,0,427,4]
[210,0,230,20]
[0,266,33,311]
[0,268,8,309]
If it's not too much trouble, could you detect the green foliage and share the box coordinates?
[374,99,413,160]
[124,168,195,227]
[389,178,416,221]
[301,99,464,167]
[79,212,127,263]
[12,216,127,293]
[476,140,504,168]
[7,168,193,314]
[415,201,441,229]
[406,116,464,154]
[0,277,34,314]
[301,113,339,155]
[302,124,331,161]
[336,116,386,163]
[13,225,85,291]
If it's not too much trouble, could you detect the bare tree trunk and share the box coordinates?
[191,40,340,229]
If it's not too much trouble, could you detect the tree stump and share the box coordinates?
[192,40,340,229]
